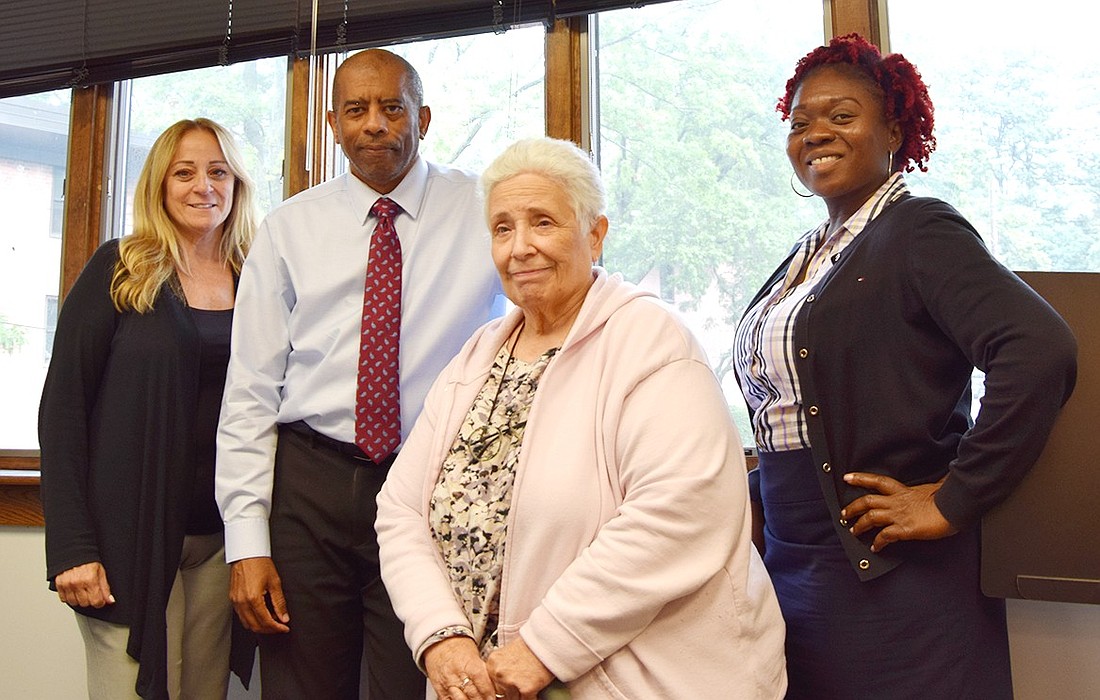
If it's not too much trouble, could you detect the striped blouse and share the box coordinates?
[733,173,909,452]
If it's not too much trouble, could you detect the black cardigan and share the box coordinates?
[39,239,252,698]
[743,196,1077,581]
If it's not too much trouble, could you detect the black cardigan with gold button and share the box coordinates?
[741,195,1077,581]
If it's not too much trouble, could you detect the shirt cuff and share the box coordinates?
[415,625,475,672]
[223,517,272,563]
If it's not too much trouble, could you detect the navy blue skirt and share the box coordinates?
[758,449,1012,700]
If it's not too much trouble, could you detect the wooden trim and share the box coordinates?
[545,16,587,146]
[0,475,43,526]
[61,83,113,299]
[286,53,342,198]
[285,56,312,199]
[0,460,43,526]
[829,0,883,46]
[0,453,39,470]
[0,470,40,485]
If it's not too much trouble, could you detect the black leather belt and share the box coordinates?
[280,420,396,468]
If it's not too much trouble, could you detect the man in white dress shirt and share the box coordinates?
[215,49,502,699]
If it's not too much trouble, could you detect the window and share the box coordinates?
[889,0,1100,273]
[49,166,64,238]
[108,57,289,240]
[594,0,825,441]
[0,90,70,449]
[44,295,58,363]
[890,0,1100,414]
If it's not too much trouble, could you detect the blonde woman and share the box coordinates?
[40,118,258,700]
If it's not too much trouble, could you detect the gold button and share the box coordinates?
[821,462,830,473]
[799,348,809,358]
[808,405,819,416]
[859,559,870,570]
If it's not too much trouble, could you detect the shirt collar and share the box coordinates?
[798,171,910,251]
[840,171,910,238]
[345,156,429,224]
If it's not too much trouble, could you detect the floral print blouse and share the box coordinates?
[429,339,558,657]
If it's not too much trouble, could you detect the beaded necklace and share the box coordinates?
[467,320,524,462]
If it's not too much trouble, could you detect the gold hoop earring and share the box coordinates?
[790,173,814,198]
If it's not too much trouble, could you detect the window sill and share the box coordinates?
[0,471,43,526]
[1,453,43,526]
[0,454,759,529]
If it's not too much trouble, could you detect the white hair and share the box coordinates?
[480,137,606,229]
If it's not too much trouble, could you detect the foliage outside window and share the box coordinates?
[889,0,1100,273]
[595,0,825,441]
[891,0,1100,413]
[111,57,289,240]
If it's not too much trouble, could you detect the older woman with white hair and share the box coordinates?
[376,137,786,700]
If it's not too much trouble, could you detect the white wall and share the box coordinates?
[1,526,85,698]
[3,524,1099,699]
[0,526,257,699]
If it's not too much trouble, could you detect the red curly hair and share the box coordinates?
[777,33,936,173]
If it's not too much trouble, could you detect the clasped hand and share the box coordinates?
[841,472,958,552]
[425,635,552,700]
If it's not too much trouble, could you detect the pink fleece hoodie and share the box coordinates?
[377,268,786,699]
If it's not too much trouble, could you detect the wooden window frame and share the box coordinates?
[1,0,861,525]
[0,82,112,525]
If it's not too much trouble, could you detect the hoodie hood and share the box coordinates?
[560,266,657,351]
[451,266,657,385]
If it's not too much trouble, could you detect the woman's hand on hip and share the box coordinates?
[842,472,958,552]
[424,636,498,700]
[55,561,115,608]
[486,637,554,700]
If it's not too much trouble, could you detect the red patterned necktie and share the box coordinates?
[354,197,402,463]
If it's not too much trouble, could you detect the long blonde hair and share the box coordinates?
[110,118,259,313]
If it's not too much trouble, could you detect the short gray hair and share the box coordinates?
[481,138,606,230]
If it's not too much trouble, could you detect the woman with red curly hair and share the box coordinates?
[732,34,1076,698]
